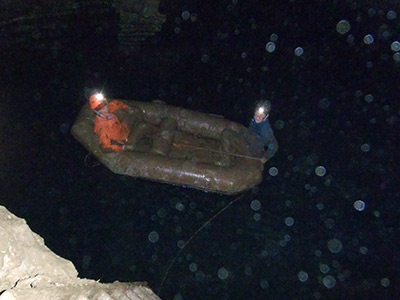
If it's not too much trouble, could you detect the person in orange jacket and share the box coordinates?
[90,93,154,152]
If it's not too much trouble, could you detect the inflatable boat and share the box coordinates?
[71,99,264,194]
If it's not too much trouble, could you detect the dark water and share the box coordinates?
[1,1,399,299]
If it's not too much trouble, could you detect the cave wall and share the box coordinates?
[0,0,165,53]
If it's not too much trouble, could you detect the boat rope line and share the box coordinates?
[157,190,250,296]
[172,142,263,161]
[84,153,101,168]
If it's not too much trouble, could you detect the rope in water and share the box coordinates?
[157,191,249,296]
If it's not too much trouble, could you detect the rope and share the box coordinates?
[157,191,249,296]
[172,143,262,161]
[84,153,100,168]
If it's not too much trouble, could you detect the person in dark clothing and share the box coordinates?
[216,99,278,167]
[247,100,278,161]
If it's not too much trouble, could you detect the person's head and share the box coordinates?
[254,99,271,123]
[89,93,109,114]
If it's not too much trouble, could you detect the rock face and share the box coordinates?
[0,0,165,52]
[0,0,112,50]
[0,205,161,300]
[115,0,166,52]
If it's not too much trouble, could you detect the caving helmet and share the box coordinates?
[255,99,271,116]
[89,93,107,111]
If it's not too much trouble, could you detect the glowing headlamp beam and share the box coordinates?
[95,93,104,101]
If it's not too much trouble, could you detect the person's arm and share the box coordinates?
[110,100,142,115]
[263,135,278,160]
[110,100,129,111]
[98,132,123,152]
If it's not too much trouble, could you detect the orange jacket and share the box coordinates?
[94,100,130,151]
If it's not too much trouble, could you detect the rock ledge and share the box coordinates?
[0,205,161,300]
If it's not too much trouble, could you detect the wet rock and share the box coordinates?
[115,0,166,52]
[0,0,166,53]
[0,205,161,300]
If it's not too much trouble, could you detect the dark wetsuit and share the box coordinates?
[218,117,279,166]
[246,118,278,160]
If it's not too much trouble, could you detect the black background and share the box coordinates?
[1,1,399,299]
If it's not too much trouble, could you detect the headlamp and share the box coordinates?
[95,93,104,101]
[93,93,107,111]
[258,107,265,114]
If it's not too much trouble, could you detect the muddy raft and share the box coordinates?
[71,99,264,194]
